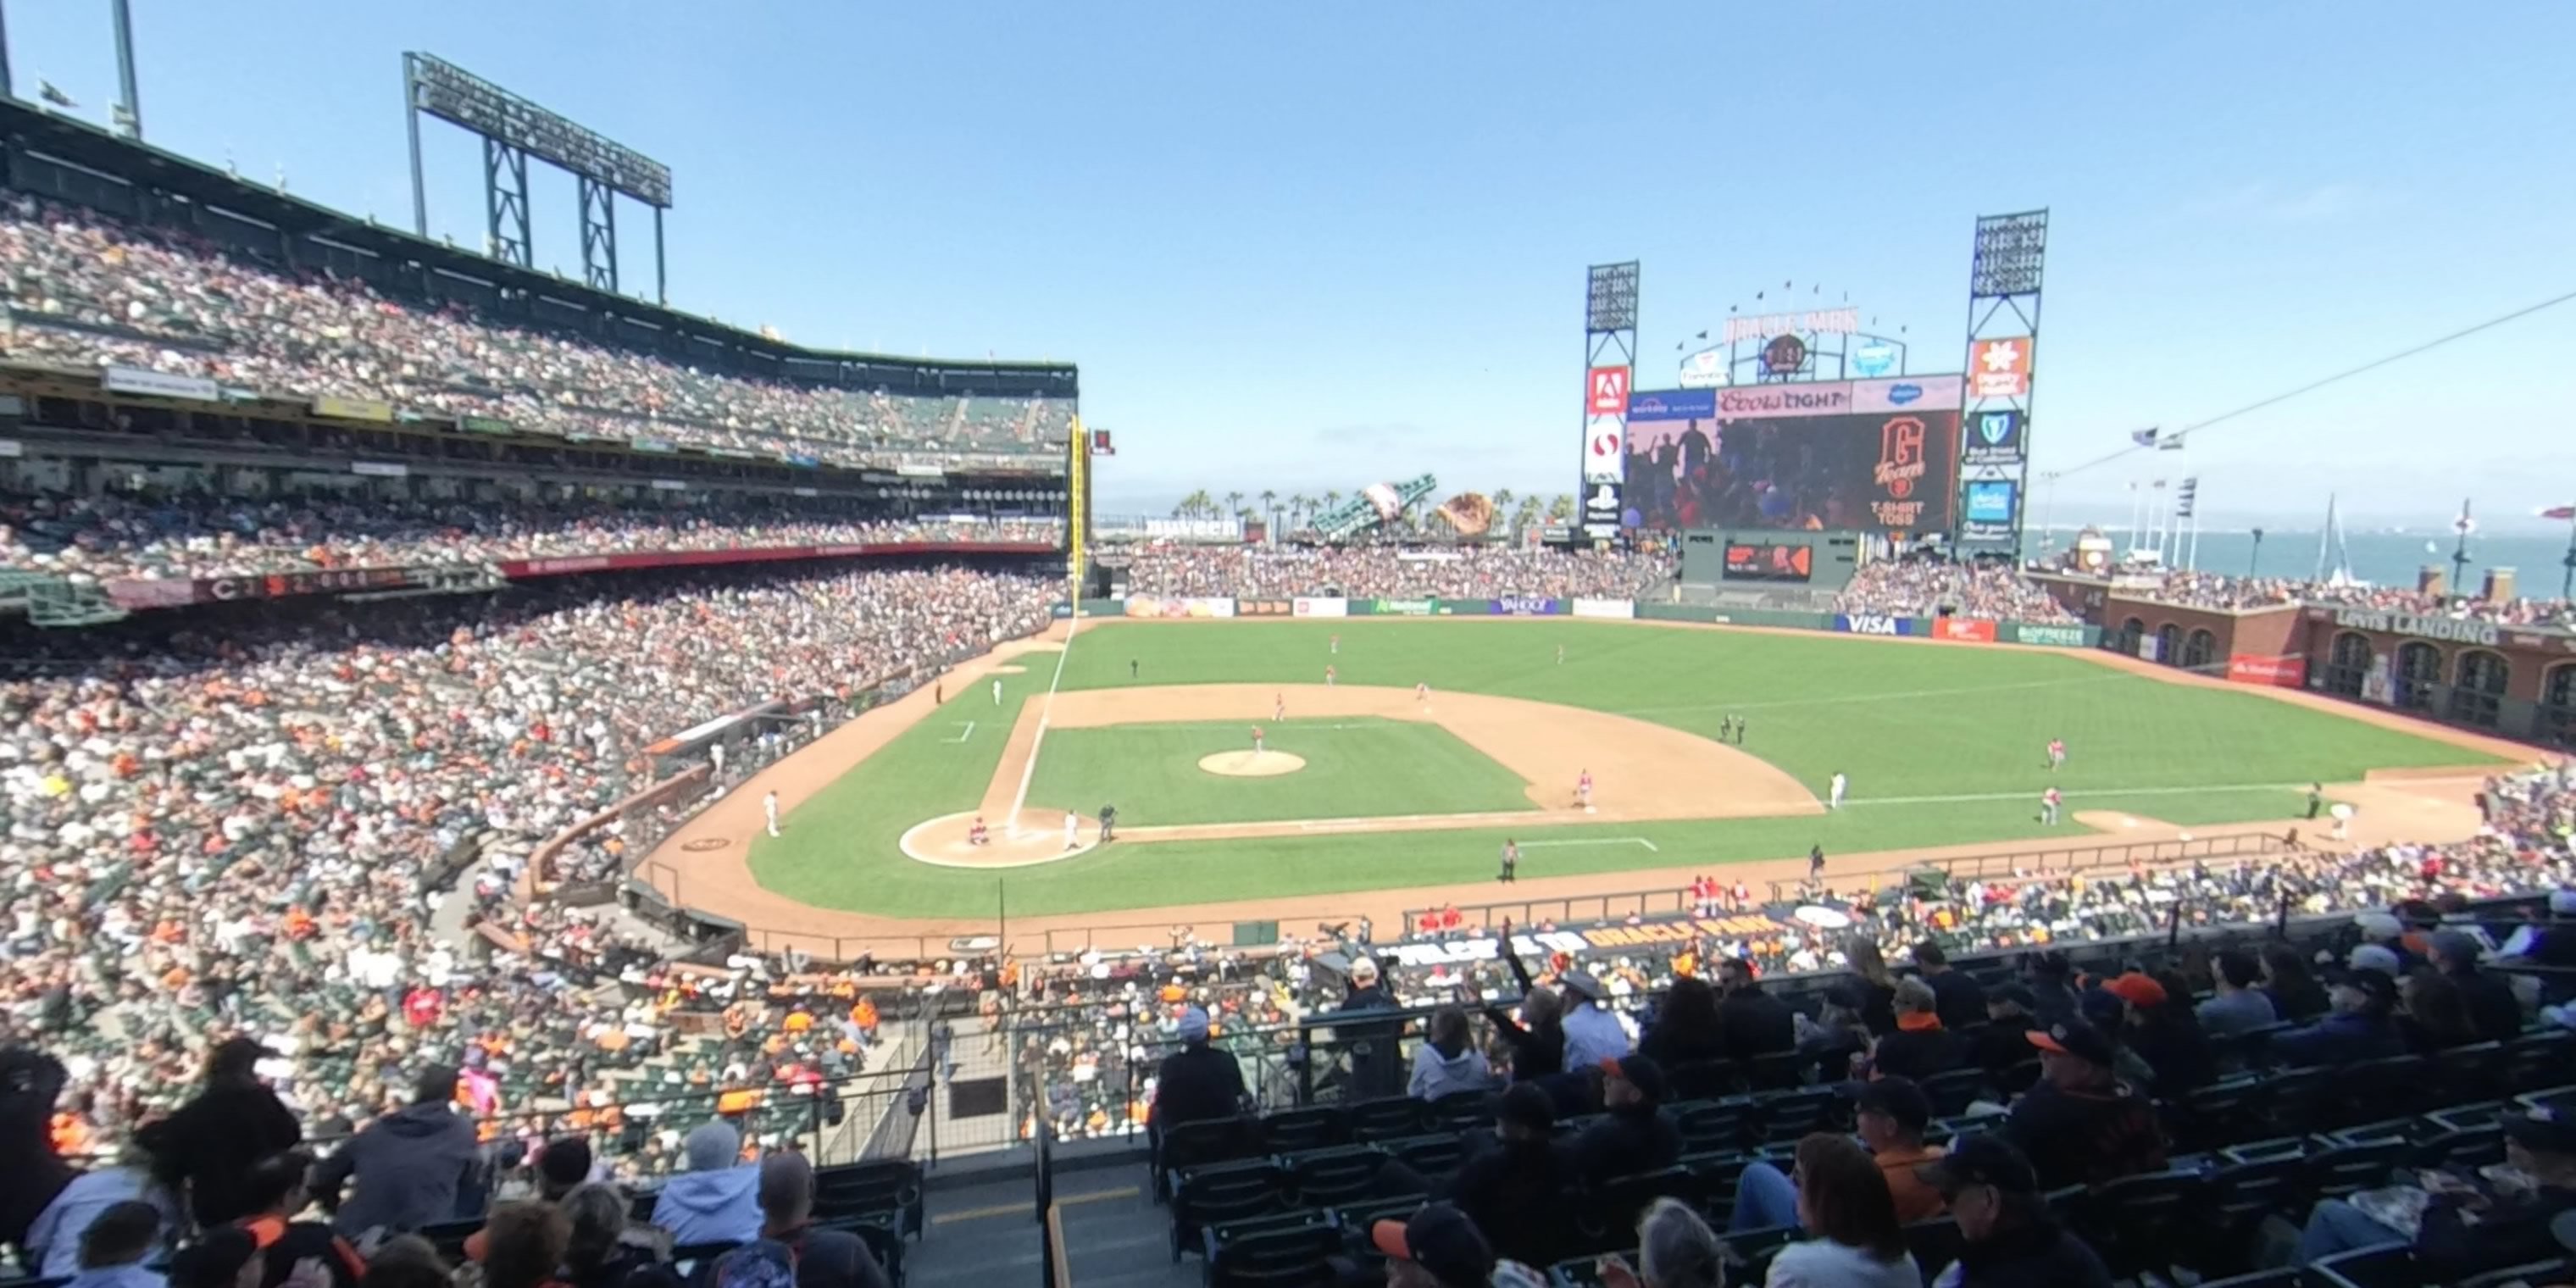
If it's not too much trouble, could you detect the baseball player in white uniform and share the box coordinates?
[991,678,1003,706]
[763,791,780,837]
[1828,771,1848,811]
[1063,810,1080,850]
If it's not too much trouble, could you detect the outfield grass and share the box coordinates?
[1024,718,1533,826]
[745,620,2511,919]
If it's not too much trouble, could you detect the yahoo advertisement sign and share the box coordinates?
[1490,597,1563,617]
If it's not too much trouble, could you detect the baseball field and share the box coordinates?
[699,619,2519,925]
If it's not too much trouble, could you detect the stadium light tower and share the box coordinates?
[402,53,674,302]
[1956,209,2048,559]
[1580,262,1640,541]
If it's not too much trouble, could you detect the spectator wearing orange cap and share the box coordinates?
[2100,970,2214,1096]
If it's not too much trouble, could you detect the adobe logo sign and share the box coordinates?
[1586,365,1630,415]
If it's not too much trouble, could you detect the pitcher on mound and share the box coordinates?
[1251,725,1266,756]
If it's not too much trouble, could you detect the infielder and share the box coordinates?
[1828,771,1847,810]
[2046,738,2066,771]
[1415,680,1430,702]
[1498,838,1519,883]
[1576,769,1593,810]
[1325,664,1337,686]
[991,678,1003,705]
[763,790,780,838]
[1063,809,1080,850]
[1274,692,1285,723]
[1251,725,1265,755]
[2039,786,2062,825]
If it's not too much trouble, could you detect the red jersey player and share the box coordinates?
[1576,769,1594,809]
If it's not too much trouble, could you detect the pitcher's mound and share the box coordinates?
[900,809,1098,868]
[1200,751,1307,777]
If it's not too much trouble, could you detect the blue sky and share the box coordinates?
[12,2,2573,526]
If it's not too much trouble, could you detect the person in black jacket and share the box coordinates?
[1863,978,1961,1083]
[310,1064,480,1238]
[1913,941,1988,1031]
[1713,958,1795,1064]
[2258,942,2330,1022]
[1639,976,1727,1068]
[1915,1134,2112,1287]
[2294,1105,2576,1276]
[2429,930,2525,1043]
[1446,1083,1582,1267]
[1331,958,1406,1100]
[1479,924,1567,1082]
[751,1152,893,1288]
[1999,1021,2166,1191]
[136,1036,304,1227]
[1148,1007,1245,1131]
[1973,986,2045,1091]
[2022,953,2082,1030]
[1570,1056,1681,1186]
[2102,972,2215,1097]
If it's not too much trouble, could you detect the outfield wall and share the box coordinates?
[1085,594,2101,647]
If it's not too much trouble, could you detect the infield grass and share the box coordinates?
[746,620,2513,918]
[1024,718,1533,825]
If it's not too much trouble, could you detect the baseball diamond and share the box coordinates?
[654,616,2523,938]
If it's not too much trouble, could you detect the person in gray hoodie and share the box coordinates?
[1408,1006,1493,1103]
[650,1122,763,1248]
[309,1065,480,1239]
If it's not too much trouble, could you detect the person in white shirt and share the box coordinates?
[763,791,780,838]
[1063,810,1080,850]
[1761,1135,1919,1288]
[1829,772,1848,810]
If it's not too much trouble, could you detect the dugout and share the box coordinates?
[1679,530,1864,593]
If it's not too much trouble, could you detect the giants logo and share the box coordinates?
[1587,366,1630,414]
[1874,416,1927,497]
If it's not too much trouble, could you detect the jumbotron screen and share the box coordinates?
[1624,377,1963,534]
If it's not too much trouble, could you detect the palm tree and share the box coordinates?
[1175,489,1215,519]
[1224,491,1245,520]
[1258,489,1278,530]
[1491,488,1517,538]
[1323,490,1342,515]
[1290,493,1313,530]
[1548,493,1574,524]
[1513,497,1543,538]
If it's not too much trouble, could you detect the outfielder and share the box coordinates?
[991,678,1003,706]
[1330,634,1340,655]
[1325,664,1337,686]
[1274,692,1285,723]
[763,790,780,838]
[1556,644,1565,665]
[2039,786,2062,826]
[2046,738,2067,771]
[1415,680,1430,702]
[1828,771,1847,810]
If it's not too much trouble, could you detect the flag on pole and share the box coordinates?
[2175,477,2199,519]
[2452,501,2477,537]
[2538,505,2576,521]
[2130,428,2160,448]
[2158,434,2185,451]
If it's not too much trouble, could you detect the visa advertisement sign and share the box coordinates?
[1835,613,1917,636]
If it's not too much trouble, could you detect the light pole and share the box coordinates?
[2248,527,2263,579]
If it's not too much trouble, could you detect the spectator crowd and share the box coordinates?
[1122,545,1675,600]
[1,562,1055,1171]
[2,488,1061,584]
[0,194,1069,468]
[2097,568,2576,628]
[1832,560,2078,624]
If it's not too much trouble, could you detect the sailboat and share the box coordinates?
[2312,494,2363,587]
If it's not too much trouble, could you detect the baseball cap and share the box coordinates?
[2025,1019,2117,1067]
[1175,1007,1211,1041]
[1348,958,1380,984]
[1496,1082,1556,1133]
[2329,967,2400,1010]
[1987,983,2037,1011]
[1558,969,1606,1002]
[1915,1133,2040,1196]
[2428,929,2484,965]
[2347,944,2403,975]
[1855,1076,1932,1133]
[1370,1202,1495,1288]
[2101,971,2168,1008]
[2503,1106,2576,1156]
[1599,1054,1668,1103]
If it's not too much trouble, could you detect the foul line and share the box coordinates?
[1008,623,1080,831]
[946,721,976,744]
[1835,781,2307,808]
[1607,671,2135,719]
[1518,836,1660,852]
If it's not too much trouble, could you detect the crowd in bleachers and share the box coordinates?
[0,194,1069,467]
[1831,560,2079,624]
[2109,568,2576,627]
[1122,545,1676,600]
[0,489,1061,583]
[0,563,1054,1170]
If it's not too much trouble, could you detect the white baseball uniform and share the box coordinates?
[763,791,780,837]
[1829,774,1847,810]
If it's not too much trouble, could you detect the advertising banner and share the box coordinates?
[2330,608,2502,647]
[1717,382,1855,420]
[1366,598,1439,617]
[1441,599,1494,616]
[1679,347,1727,388]
[1572,597,1635,619]
[631,436,679,453]
[1932,618,1998,643]
[459,415,516,436]
[2011,623,2091,647]
[1488,597,1562,617]
[1380,912,1799,969]
[102,365,219,402]
[1584,414,1625,483]
[1836,613,1915,637]
[1849,375,1963,414]
[1123,595,1235,619]
[1960,480,2019,542]
[1586,366,1631,414]
[351,461,409,478]
[1963,408,2024,466]
[311,395,396,423]
[1624,391,1957,534]
[2227,653,2308,688]
[1581,480,1624,531]
[2139,633,2163,663]
[1292,597,1349,618]
[1627,388,1718,420]
[1969,337,2033,397]
[1237,598,1293,617]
